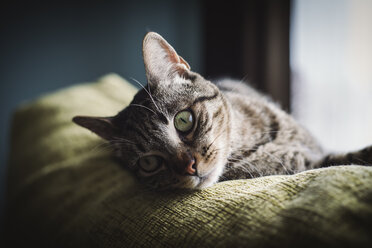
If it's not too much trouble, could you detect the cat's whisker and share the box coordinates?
[244,161,260,178]
[130,103,157,115]
[240,74,250,83]
[239,161,258,178]
[145,76,170,120]
[130,77,164,116]
[230,81,242,92]
[262,150,291,175]
[206,127,227,152]
[89,141,116,154]
[239,165,254,178]
[111,137,137,145]
[227,155,261,178]
[227,157,254,178]
[248,161,264,177]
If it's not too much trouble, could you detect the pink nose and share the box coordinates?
[174,152,197,176]
[185,157,196,175]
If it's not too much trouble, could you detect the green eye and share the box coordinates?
[174,110,194,133]
[138,155,163,173]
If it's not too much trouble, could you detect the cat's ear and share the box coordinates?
[143,32,190,81]
[72,116,117,141]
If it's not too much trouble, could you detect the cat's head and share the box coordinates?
[73,32,232,189]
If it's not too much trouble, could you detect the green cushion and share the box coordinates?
[6,74,372,247]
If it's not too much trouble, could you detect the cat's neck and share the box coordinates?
[226,93,277,157]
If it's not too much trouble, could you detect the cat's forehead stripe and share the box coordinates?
[193,91,219,105]
[213,106,223,119]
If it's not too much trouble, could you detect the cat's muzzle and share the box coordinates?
[173,151,197,176]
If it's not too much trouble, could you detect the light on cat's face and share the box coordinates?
[127,74,231,189]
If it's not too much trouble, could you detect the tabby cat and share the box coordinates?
[73,32,372,189]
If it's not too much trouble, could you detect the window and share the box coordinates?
[291,0,372,152]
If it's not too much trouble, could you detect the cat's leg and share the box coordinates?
[314,145,372,168]
[246,143,319,176]
[221,143,320,181]
[221,144,372,181]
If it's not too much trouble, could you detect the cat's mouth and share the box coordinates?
[181,164,217,189]
[172,151,223,189]
[192,154,226,189]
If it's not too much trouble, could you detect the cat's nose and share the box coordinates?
[185,157,196,176]
[175,152,197,176]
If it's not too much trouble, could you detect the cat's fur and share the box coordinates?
[73,32,372,189]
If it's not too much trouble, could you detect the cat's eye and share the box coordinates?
[174,110,194,133]
[138,155,163,173]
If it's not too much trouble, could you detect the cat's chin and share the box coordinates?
[176,162,225,189]
[195,164,225,189]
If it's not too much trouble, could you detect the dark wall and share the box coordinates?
[203,0,291,110]
[0,0,202,226]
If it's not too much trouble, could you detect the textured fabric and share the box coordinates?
[5,74,372,247]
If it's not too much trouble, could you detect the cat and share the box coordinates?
[73,32,372,190]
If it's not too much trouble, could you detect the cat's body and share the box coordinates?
[73,32,372,190]
[215,79,324,181]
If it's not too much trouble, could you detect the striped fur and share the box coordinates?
[73,32,372,189]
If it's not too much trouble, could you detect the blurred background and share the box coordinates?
[1,0,371,227]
